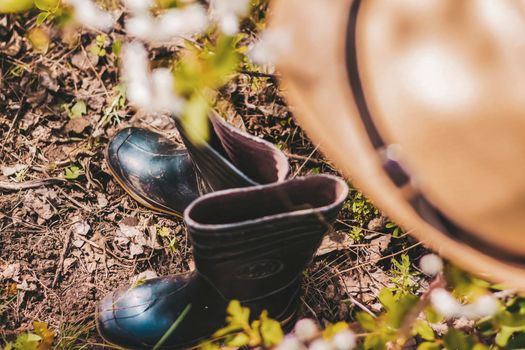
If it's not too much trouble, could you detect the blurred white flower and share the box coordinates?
[276,335,307,350]
[420,254,443,276]
[126,5,208,43]
[431,288,499,320]
[248,28,292,65]
[123,0,152,14]
[151,68,184,112]
[309,339,333,350]
[332,330,356,350]
[294,318,319,343]
[430,288,462,318]
[462,294,499,319]
[210,0,250,35]
[66,0,114,31]
[122,42,184,114]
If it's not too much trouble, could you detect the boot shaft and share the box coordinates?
[175,112,289,191]
[184,175,348,301]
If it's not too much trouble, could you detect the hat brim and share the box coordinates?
[270,0,525,289]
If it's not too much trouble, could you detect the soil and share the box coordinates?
[0,11,428,349]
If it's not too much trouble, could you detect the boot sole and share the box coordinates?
[104,146,184,219]
[95,305,298,350]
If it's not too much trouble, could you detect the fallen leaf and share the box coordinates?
[64,116,91,134]
[129,243,144,257]
[71,50,99,71]
[1,263,20,281]
[316,231,352,256]
[72,220,90,236]
[1,163,27,176]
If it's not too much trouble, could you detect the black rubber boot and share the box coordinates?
[96,175,349,349]
[105,112,289,217]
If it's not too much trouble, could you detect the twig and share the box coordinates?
[239,69,278,79]
[0,178,66,191]
[52,229,72,288]
[283,150,325,165]
[58,188,92,212]
[293,145,320,177]
[393,273,446,349]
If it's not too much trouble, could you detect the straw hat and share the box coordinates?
[270,0,525,288]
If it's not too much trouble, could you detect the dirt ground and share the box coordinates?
[0,11,429,349]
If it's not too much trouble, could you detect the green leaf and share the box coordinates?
[443,329,472,350]
[225,332,250,347]
[168,237,178,253]
[156,226,170,237]
[506,332,525,349]
[379,288,396,310]
[34,0,59,12]
[226,300,250,327]
[70,100,87,119]
[13,332,41,350]
[497,310,525,327]
[112,39,122,57]
[0,0,33,13]
[181,94,209,145]
[414,320,435,341]
[259,311,284,347]
[425,307,444,324]
[417,342,440,350]
[36,12,50,25]
[356,312,377,332]
[322,322,349,340]
[64,166,83,180]
[363,334,385,350]
[385,293,419,329]
[496,326,525,347]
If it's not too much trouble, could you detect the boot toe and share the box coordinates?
[97,276,198,349]
[97,287,157,349]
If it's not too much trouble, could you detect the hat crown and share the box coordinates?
[358,0,525,255]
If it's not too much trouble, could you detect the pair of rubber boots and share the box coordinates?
[97,112,348,349]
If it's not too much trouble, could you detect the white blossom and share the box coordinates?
[309,339,334,350]
[123,0,153,14]
[66,0,114,31]
[276,335,307,350]
[122,42,184,114]
[126,5,208,43]
[122,42,152,107]
[420,254,443,276]
[294,318,319,343]
[430,288,462,318]
[462,295,499,319]
[248,28,292,65]
[210,0,250,35]
[431,288,499,320]
[332,330,356,350]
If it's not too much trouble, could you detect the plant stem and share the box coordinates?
[152,304,192,350]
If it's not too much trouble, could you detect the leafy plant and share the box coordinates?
[2,322,55,350]
[90,34,107,57]
[62,100,87,119]
[390,254,419,295]
[64,165,83,180]
[200,300,283,349]
[35,0,61,25]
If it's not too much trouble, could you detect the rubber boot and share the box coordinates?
[105,112,289,217]
[96,175,349,349]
